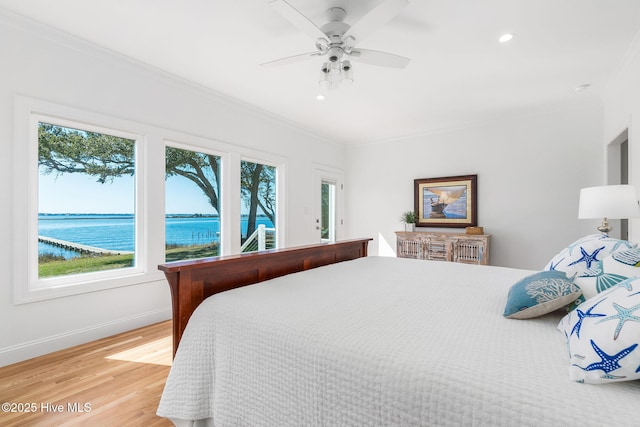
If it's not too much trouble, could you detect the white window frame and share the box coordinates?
[320,179,337,242]
[12,97,159,304]
[164,139,229,257]
[12,96,288,304]
[313,165,345,242]
[237,153,285,254]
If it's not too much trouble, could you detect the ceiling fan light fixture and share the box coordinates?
[315,37,329,53]
[341,60,353,85]
[318,60,353,88]
[327,46,343,63]
[343,35,356,53]
[319,68,331,87]
[329,60,341,76]
[267,0,411,90]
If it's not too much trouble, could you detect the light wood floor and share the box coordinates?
[0,321,173,426]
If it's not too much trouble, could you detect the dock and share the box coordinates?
[38,236,134,256]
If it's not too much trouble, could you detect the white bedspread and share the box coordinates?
[158,256,640,426]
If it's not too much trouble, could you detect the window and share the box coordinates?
[13,97,152,304]
[313,167,343,243]
[37,120,139,280]
[165,144,222,262]
[13,96,286,304]
[240,160,277,252]
[321,180,336,242]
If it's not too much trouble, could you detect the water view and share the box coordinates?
[38,213,275,259]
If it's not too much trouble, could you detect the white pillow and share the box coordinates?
[575,247,640,299]
[557,278,640,384]
[544,234,635,279]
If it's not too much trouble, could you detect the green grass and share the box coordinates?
[38,243,219,278]
[38,253,134,278]
[165,243,218,262]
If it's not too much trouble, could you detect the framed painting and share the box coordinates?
[414,175,477,228]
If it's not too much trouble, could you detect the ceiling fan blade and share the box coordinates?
[260,51,321,68]
[270,0,328,43]
[348,48,410,68]
[343,0,409,44]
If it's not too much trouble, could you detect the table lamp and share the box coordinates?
[578,185,640,234]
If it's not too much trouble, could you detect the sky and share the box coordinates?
[38,171,216,215]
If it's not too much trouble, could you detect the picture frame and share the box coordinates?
[414,174,477,228]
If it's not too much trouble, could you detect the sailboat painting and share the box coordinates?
[424,186,467,219]
[414,175,477,228]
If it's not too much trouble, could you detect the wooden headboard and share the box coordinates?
[158,238,372,356]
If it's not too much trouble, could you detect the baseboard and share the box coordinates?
[0,307,171,367]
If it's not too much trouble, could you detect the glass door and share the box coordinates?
[320,179,336,242]
[313,168,343,242]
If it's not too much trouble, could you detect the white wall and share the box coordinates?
[345,101,604,270]
[603,33,640,243]
[2,8,633,366]
[0,12,345,366]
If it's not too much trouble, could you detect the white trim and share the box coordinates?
[12,97,161,304]
[0,306,171,367]
[239,153,286,253]
[313,165,345,242]
[355,96,603,148]
[12,95,291,303]
[227,152,242,254]
[605,28,640,93]
[30,114,147,290]
[164,139,228,255]
[0,8,345,149]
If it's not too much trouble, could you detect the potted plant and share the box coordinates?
[400,210,416,232]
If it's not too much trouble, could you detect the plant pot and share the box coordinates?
[404,223,415,232]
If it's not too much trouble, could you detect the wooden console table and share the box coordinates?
[396,231,490,265]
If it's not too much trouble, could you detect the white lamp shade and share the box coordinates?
[578,185,640,219]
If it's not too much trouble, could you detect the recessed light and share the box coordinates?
[574,84,591,92]
[498,33,514,43]
[316,94,325,100]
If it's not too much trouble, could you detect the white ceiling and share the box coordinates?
[2,0,640,145]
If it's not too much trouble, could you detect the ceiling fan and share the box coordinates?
[262,0,411,89]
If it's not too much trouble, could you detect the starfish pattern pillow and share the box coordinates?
[574,247,640,299]
[558,277,640,384]
[544,234,635,279]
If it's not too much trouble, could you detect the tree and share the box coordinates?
[165,147,221,213]
[38,123,275,237]
[240,161,276,240]
[39,123,223,212]
[38,123,135,184]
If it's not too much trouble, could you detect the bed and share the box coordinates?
[157,239,640,427]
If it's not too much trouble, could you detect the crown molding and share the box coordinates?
[0,7,347,150]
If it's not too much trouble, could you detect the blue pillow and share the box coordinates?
[504,270,581,319]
